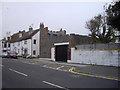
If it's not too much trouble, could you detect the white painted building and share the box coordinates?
[2,26,40,57]
[1,38,11,53]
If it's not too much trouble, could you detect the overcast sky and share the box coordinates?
[0,0,112,39]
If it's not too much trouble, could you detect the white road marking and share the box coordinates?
[9,68,28,77]
[43,65,47,67]
[56,66,64,70]
[43,65,55,69]
[43,81,69,90]
[71,75,80,78]
[42,65,68,72]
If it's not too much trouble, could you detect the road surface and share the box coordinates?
[1,58,118,89]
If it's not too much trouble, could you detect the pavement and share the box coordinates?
[17,57,120,81]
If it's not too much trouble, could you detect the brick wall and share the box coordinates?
[39,23,92,58]
[39,25,69,58]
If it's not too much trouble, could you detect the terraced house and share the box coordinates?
[2,26,40,57]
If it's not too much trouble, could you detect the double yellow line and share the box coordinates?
[68,67,120,81]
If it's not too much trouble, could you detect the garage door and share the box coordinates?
[55,45,68,62]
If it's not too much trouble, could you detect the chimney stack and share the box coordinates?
[29,26,33,31]
[40,23,44,29]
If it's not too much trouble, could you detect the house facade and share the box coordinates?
[10,28,40,57]
[1,38,11,53]
[2,26,40,57]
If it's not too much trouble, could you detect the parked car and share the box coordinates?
[2,52,8,58]
[7,51,18,59]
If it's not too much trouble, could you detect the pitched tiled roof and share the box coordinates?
[2,38,10,43]
[9,29,39,43]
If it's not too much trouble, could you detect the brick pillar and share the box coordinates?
[44,27,48,38]
[68,33,75,60]
[69,33,75,47]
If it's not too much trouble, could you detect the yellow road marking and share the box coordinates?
[68,67,120,81]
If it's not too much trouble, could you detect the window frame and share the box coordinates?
[24,40,27,44]
[33,39,36,44]
[33,50,36,55]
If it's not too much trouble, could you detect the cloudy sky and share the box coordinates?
[0,0,112,39]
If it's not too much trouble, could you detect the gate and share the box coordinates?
[55,45,68,62]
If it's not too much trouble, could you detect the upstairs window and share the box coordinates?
[18,42,20,46]
[33,39,36,44]
[8,43,10,47]
[18,49,19,53]
[12,43,14,47]
[24,40,27,44]
[4,43,7,48]
[19,33,22,38]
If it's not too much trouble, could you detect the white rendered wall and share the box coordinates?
[10,42,18,52]
[51,47,55,61]
[10,31,39,57]
[11,41,21,55]
[32,31,40,57]
[11,39,32,56]
[14,41,22,56]
[69,48,119,67]
[21,39,32,56]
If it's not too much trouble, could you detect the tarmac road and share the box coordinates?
[2,58,119,89]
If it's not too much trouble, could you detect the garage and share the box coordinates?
[54,42,69,62]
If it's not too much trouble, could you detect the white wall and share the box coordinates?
[2,42,10,52]
[32,31,40,57]
[51,47,55,61]
[10,31,40,57]
[11,39,32,56]
[21,39,32,56]
[69,48,119,67]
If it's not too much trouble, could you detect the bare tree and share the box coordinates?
[85,14,115,43]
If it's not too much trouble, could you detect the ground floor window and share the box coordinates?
[33,50,36,55]
[4,43,7,48]
[3,50,7,52]
[18,49,19,54]
[8,43,10,47]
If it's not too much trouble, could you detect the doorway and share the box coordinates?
[55,45,68,62]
